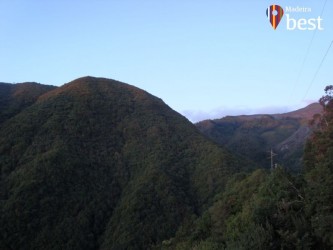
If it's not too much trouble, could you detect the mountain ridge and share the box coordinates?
[0,82,56,125]
[0,77,251,249]
[196,103,322,171]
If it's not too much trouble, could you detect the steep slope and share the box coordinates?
[164,88,333,250]
[0,77,247,250]
[0,82,56,125]
[196,103,322,171]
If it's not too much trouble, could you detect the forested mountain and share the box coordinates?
[163,86,333,250]
[196,103,322,172]
[0,77,250,250]
[0,78,331,250]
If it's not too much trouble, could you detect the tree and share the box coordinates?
[304,85,333,248]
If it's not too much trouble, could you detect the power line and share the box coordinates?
[318,0,328,19]
[289,33,316,101]
[289,0,328,101]
[302,40,333,101]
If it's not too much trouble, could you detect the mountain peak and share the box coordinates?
[37,76,153,104]
[0,77,249,249]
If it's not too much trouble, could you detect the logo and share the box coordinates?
[266,5,284,30]
[266,5,324,31]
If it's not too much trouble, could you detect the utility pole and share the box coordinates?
[269,149,277,171]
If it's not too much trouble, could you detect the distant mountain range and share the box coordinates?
[196,103,322,172]
[0,77,252,249]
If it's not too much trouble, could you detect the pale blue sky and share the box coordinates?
[1,0,332,121]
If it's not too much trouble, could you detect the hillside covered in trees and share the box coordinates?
[196,103,322,172]
[162,86,333,249]
[0,77,251,249]
[0,77,332,250]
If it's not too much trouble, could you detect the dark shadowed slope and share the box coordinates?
[196,103,322,172]
[0,82,56,125]
[0,77,249,250]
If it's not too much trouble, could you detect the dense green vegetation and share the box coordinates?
[0,82,56,125]
[0,77,250,250]
[196,104,322,172]
[0,78,331,249]
[160,86,333,249]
